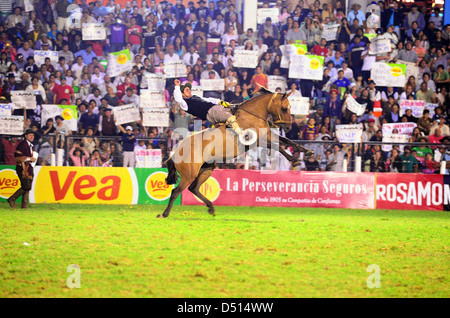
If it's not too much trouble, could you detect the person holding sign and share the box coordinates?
[173,79,245,138]
[7,129,36,209]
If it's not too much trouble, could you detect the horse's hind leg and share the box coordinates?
[188,162,216,216]
[158,176,194,218]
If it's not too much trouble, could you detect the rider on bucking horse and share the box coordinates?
[173,79,245,138]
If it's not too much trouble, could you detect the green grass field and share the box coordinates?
[0,203,449,298]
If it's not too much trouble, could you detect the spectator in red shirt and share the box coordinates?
[250,66,268,92]
[311,38,329,57]
[116,76,137,99]
[52,76,74,104]
[126,17,143,54]
[2,136,20,165]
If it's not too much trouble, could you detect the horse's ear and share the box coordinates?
[285,91,292,98]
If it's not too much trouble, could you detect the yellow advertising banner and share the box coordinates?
[31,166,138,205]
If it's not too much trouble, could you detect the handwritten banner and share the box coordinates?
[369,37,391,55]
[0,116,24,135]
[370,63,406,87]
[346,95,367,116]
[382,122,417,136]
[0,103,12,116]
[145,73,166,91]
[382,134,410,152]
[288,96,310,115]
[233,50,259,68]
[140,90,166,108]
[107,49,132,78]
[322,24,340,41]
[289,55,323,80]
[399,100,436,118]
[34,50,59,67]
[41,104,78,131]
[135,149,162,168]
[200,79,225,91]
[268,76,288,93]
[11,91,36,109]
[164,61,187,78]
[191,86,204,97]
[82,23,107,40]
[397,59,419,81]
[257,8,279,24]
[142,108,170,127]
[113,103,140,125]
[336,124,363,143]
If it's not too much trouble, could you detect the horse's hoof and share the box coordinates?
[156,214,167,218]
[208,209,215,216]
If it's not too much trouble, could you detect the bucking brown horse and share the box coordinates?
[158,87,313,218]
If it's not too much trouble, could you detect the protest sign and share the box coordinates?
[107,49,132,77]
[364,33,377,42]
[233,50,259,68]
[396,60,419,81]
[113,104,140,125]
[268,76,288,92]
[280,45,293,68]
[382,122,417,136]
[370,63,406,87]
[0,116,24,135]
[257,8,279,24]
[24,0,34,12]
[82,23,107,40]
[336,124,363,143]
[369,36,391,54]
[280,44,307,69]
[145,73,166,92]
[399,100,436,118]
[41,104,78,131]
[288,97,310,115]
[322,24,340,41]
[289,55,324,80]
[142,108,170,127]
[135,149,162,168]
[0,103,12,116]
[34,50,59,67]
[382,134,410,152]
[11,91,36,109]
[345,96,367,116]
[191,86,204,97]
[164,61,187,78]
[140,90,166,108]
[200,79,225,91]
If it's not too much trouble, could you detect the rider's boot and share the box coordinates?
[225,115,245,136]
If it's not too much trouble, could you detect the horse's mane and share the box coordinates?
[235,87,275,109]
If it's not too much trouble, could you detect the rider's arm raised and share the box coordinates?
[173,86,189,111]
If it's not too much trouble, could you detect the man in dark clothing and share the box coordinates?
[118,125,136,167]
[7,129,36,209]
[173,79,246,139]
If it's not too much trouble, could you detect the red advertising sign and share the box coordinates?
[376,174,444,211]
[182,170,375,209]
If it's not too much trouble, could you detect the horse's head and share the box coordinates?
[268,91,293,132]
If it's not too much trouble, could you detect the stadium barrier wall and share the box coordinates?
[1,166,449,211]
[182,170,450,212]
[0,165,180,206]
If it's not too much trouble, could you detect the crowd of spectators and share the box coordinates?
[0,0,449,174]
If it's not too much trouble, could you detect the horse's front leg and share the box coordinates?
[267,140,302,167]
[278,135,314,157]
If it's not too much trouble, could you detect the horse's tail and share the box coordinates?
[165,157,179,185]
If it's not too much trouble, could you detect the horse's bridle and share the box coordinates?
[269,93,293,125]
